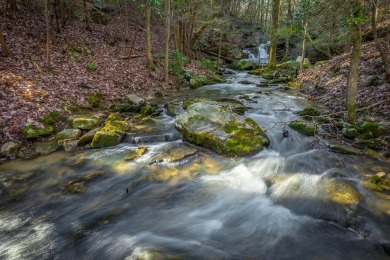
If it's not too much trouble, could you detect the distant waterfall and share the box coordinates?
[245,44,269,65]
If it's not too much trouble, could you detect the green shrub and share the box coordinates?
[197,58,217,71]
[169,50,186,78]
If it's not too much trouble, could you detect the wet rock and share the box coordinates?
[256,82,269,88]
[323,179,360,208]
[127,94,145,105]
[353,139,385,150]
[63,170,106,194]
[289,120,316,136]
[368,172,390,192]
[124,147,148,161]
[150,143,198,164]
[63,140,80,152]
[140,105,154,116]
[238,80,253,85]
[91,115,129,148]
[72,115,102,130]
[23,124,55,139]
[298,108,320,117]
[296,56,311,68]
[165,103,176,117]
[329,145,362,155]
[238,95,252,102]
[78,127,102,146]
[229,60,255,70]
[189,73,226,89]
[270,78,288,84]
[175,102,270,157]
[35,140,60,155]
[1,141,20,159]
[183,98,211,109]
[127,134,172,144]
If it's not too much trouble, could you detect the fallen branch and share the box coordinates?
[118,54,143,59]
[201,50,234,63]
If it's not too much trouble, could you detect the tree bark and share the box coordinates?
[146,1,156,70]
[0,29,10,57]
[83,0,92,31]
[282,37,289,62]
[164,0,171,84]
[300,21,308,71]
[217,30,223,71]
[44,0,51,70]
[370,0,390,81]
[346,1,363,123]
[268,0,280,68]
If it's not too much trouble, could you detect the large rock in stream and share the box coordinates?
[175,102,270,157]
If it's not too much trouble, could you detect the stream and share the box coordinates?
[0,70,390,259]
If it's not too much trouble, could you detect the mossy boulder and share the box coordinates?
[165,103,176,117]
[359,121,387,139]
[23,125,55,139]
[289,120,316,136]
[354,139,385,150]
[91,115,129,148]
[183,98,247,115]
[127,94,145,105]
[140,105,154,116]
[124,147,148,161]
[298,108,320,117]
[53,129,82,140]
[229,60,255,70]
[78,127,101,146]
[296,56,311,68]
[72,115,101,130]
[149,143,198,164]
[342,128,360,139]
[111,103,139,113]
[189,73,226,89]
[175,102,270,157]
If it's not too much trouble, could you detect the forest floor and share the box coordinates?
[0,11,184,146]
[297,37,390,120]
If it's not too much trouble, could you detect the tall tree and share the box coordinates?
[369,0,389,81]
[164,0,171,84]
[346,0,364,123]
[0,29,10,57]
[146,1,156,70]
[268,0,281,67]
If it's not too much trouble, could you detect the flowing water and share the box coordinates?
[1,71,390,259]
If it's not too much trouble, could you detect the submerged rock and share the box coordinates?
[150,143,198,164]
[165,103,177,117]
[368,172,390,192]
[63,170,106,194]
[91,115,129,148]
[124,147,148,161]
[329,145,362,155]
[72,115,102,130]
[289,120,316,136]
[175,102,269,157]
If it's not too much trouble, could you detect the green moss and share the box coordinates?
[342,127,359,139]
[329,145,361,155]
[72,115,101,130]
[270,78,288,84]
[368,173,390,192]
[111,103,140,113]
[288,120,316,136]
[183,98,211,109]
[23,125,55,139]
[165,103,176,116]
[124,147,148,161]
[91,118,129,148]
[41,111,61,125]
[359,121,387,138]
[298,108,320,117]
[140,105,153,116]
[87,91,102,108]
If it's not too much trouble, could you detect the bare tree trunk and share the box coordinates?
[0,29,10,57]
[44,0,51,70]
[83,0,92,31]
[164,0,171,84]
[370,0,390,81]
[346,1,363,123]
[282,37,289,62]
[300,21,308,71]
[146,1,156,70]
[217,30,223,71]
[268,0,280,68]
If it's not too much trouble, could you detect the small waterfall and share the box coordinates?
[245,43,269,65]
